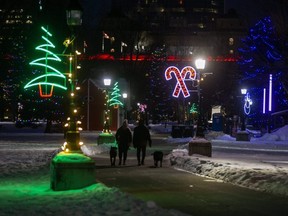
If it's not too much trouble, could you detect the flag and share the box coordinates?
[103,32,109,39]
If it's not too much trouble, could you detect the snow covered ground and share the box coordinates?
[0,122,288,215]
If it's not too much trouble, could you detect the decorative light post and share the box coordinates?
[195,58,206,137]
[62,0,83,153]
[50,0,96,191]
[97,77,117,144]
[103,78,111,133]
[241,88,247,131]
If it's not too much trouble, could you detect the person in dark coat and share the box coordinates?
[115,119,132,165]
[133,119,152,166]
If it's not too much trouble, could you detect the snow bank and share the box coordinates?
[169,136,288,198]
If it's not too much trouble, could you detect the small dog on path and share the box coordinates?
[152,151,163,167]
[110,147,117,166]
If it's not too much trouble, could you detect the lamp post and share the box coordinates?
[103,78,111,133]
[63,0,83,152]
[122,92,128,119]
[50,0,96,192]
[241,88,247,131]
[195,58,206,137]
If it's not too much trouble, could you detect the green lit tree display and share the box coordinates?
[189,103,198,114]
[24,26,67,97]
[108,82,123,107]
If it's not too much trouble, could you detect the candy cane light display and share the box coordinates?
[165,66,197,98]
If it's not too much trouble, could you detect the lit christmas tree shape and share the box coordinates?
[24,26,67,97]
[189,103,198,114]
[108,82,123,108]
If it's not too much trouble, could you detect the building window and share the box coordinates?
[229,37,234,46]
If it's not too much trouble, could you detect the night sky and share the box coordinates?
[225,0,281,25]
[80,0,111,28]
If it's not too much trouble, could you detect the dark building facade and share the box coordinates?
[0,4,34,120]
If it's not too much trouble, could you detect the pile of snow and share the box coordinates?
[167,125,288,197]
[257,125,288,141]
[0,148,188,216]
[169,149,288,197]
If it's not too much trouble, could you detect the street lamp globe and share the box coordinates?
[122,93,128,99]
[104,78,111,86]
[195,58,206,70]
[241,88,247,95]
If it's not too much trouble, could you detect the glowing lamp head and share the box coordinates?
[104,78,111,86]
[241,88,247,95]
[195,58,206,70]
[122,93,128,98]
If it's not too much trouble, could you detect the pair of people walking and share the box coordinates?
[115,119,152,166]
[133,119,152,166]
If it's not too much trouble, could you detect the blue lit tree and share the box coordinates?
[238,16,288,126]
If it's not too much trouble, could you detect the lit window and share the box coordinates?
[229,38,234,46]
